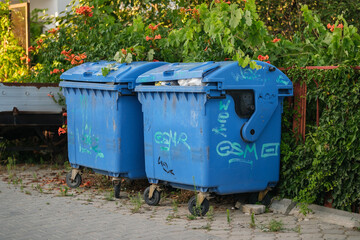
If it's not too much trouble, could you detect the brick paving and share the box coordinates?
[1,166,360,240]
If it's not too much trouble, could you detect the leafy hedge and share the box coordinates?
[0,2,29,82]
[280,67,360,211]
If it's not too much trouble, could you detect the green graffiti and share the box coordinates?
[219,99,231,111]
[77,125,105,159]
[154,130,191,151]
[216,140,258,166]
[276,75,290,85]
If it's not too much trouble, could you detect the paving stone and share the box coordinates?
[344,230,360,236]
[322,234,347,240]
[270,198,296,215]
[300,233,324,240]
[347,236,360,240]
[242,204,266,214]
[322,229,345,234]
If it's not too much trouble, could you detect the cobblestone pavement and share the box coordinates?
[1,166,360,240]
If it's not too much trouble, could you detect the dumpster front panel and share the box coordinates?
[65,85,145,178]
[140,90,211,188]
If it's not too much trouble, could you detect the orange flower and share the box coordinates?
[257,55,269,61]
[51,69,60,75]
[75,5,94,17]
[337,24,344,29]
[148,24,159,31]
[121,49,127,55]
[272,38,281,43]
[154,34,161,40]
[153,59,159,62]
[204,46,208,51]
[327,23,335,32]
[48,28,59,34]
[28,46,35,52]
[58,127,67,136]
[146,36,153,41]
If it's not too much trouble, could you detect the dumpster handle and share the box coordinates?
[240,93,279,142]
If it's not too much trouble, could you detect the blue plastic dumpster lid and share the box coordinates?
[136,61,230,83]
[136,61,292,92]
[60,61,166,84]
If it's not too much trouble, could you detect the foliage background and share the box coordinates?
[0,0,359,211]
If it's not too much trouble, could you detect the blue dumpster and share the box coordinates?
[135,61,293,215]
[60,61,167,197]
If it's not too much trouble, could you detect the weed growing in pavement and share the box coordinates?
[298,202,312,216]
[63,161,71,171]
[6,157,16,172]
[12,176,20,185]
[46,202,50,205]
[59,186,72,196]
[250,212,256,228]
[187,214,197,220]
[166,200,180,222]
[87,198,93,202]
[260,219,284,232]
[268,219,284,232]
[192,223,211,231]
[32,173,38,181]
[129,192,143,213]
[105,190,115,201]
[293,225,301,233]
[206,206,214,221]
[36,184,43,193]
[172,199,178,213]
[227,209,231,224]
[25,191,31,195]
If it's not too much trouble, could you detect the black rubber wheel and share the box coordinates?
[65,171,82,188]
[188,195,210,216]
[144,186,161,206]
[114,181,121,199]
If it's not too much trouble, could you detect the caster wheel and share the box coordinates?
[113,181,121,199]
[144,186,161,206]
[188,195,210,216]
[66,171,82,188]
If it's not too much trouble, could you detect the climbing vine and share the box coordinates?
[280,67,360,211]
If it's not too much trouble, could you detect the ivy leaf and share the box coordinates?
[244,10,252,27]
[241,55,250,68]
[147,49,155,61]
[125,53,133,63]
[230,6,242,29]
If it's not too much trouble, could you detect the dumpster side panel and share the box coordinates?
[118,95,145,179]
[208,94,283,194]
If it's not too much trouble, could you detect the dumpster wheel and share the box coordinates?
[144,186,161,206]
[65,171,82,188]
[188,195,209,216]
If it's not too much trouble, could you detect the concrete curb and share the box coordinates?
[269,198,360,229]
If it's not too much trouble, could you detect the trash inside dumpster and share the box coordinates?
[135,61,293,215]
[60,61,166,198]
